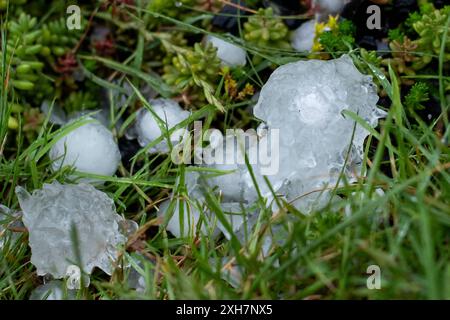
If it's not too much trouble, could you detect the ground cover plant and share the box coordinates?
[0,0,449,300]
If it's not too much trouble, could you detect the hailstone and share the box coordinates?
[251,54,385,212]
[15,182,127,283]
[49,118,121,178]
[205,35,247,67]
[134,99,190,154]
[291,20,316,52]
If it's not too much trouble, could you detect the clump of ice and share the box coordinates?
[132,99,190,154]
[159,55,384,245]
[251,54,385,212]
[49,118,121,178]
[291,20,316,52]
[15,182,127,284]
[205,35,247,67]
[29,280,77,300]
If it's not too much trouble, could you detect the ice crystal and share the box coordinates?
[15,182,127,283]
[251,54,385,212]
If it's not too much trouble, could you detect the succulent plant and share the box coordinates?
[1,13,45,92]
[64,91,99,114]
[382,36,419,85]
[412,6,450,68]
[163,42,220,91]
[163,41,224,109]
[361,48,382,68]
[243,7,290,50]
[40,17,84,58]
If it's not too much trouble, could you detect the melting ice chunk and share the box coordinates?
[49,118,121,178]
[251,55,385,212]
[133,99,190,154]
[15,182,127,283]
[205,35,247,67]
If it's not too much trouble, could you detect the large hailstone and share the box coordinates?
[15,182,127,283]
[205,35,247,67]
[49,119,121,177]
[251,55,385,212]
[133,99,190,154]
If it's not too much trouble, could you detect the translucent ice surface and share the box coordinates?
[251,55,385,212]
[15,182,127,282]
[49,118,121,178]
[133,99,190,154]
[205,35,247,67]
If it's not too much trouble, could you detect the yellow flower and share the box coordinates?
[327,15,339,30]
[311,15,341,54]
[315,22,326,35]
